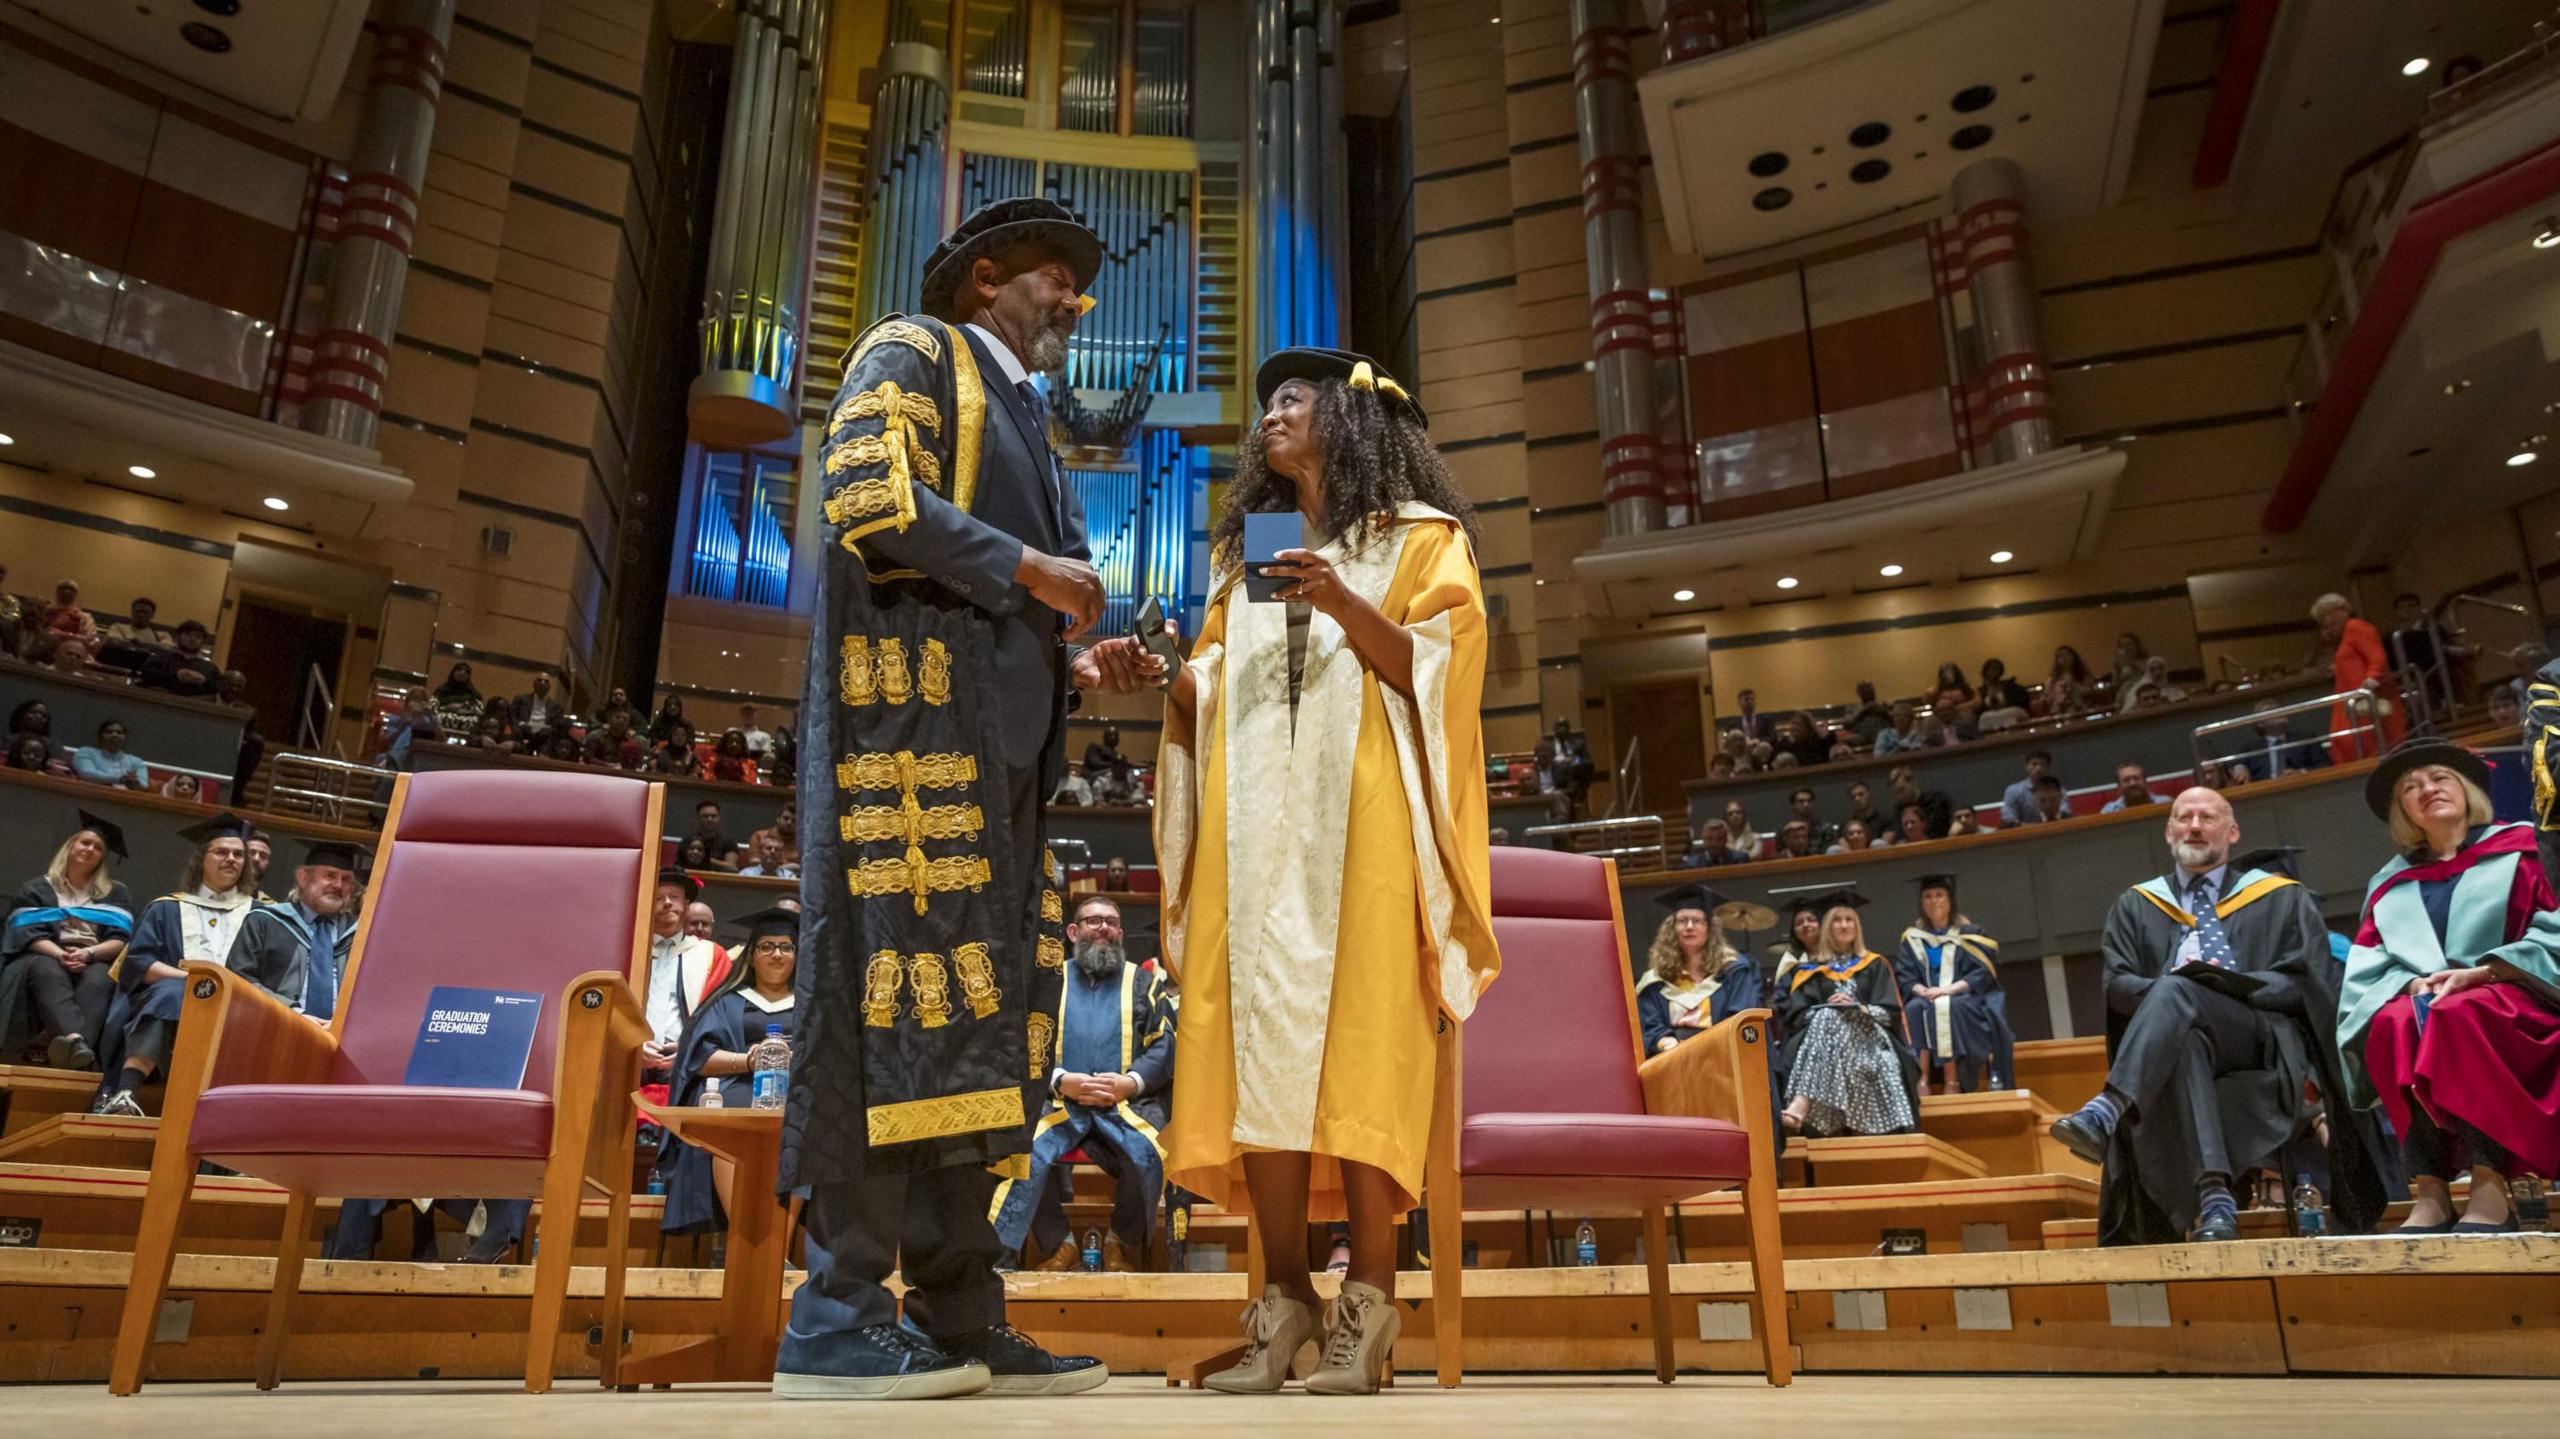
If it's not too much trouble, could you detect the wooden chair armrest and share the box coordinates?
[555,970,650,1193]
[558,969,652,1055]
[1639,1006,1773,1126]
[186,961,340,1091]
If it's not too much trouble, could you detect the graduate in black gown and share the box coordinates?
[1894,874,2015,1094]
[1769,894,1822,985]
[0,812,133,1070]
[661,905,802,1237]
[1778,889,1922,1137]
[1634,883,1768,1055]
[2047,787,2383,1244]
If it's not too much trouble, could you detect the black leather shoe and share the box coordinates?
[2189,1214,2239,1243]
[2048,1112,2108,1166]
[934,1323,1109,1396]
[774,1322,991,1400]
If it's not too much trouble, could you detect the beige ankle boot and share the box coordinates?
[1306,1279,1400,1395]
[1202,1284,1318,1393]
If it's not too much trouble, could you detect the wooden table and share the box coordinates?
[619,1101,788,1387]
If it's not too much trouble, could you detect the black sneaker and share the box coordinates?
[774,1321,990,1401]
[933,1323,1109,1397]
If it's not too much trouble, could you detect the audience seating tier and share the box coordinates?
[2009,1038,2108,1113]
[1680,674,2329,833]
[0,769,377,908]
[0,1064,140,1138]
[1,655,252,787]
[1782,1134,1987,1187]
[0,1113,161,1168]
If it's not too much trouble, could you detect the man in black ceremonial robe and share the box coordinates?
[779,196,1155,1401]
[2049,787,2381,1244]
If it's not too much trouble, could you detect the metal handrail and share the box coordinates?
[294,662,339,757]
[1607,735,1642,819]
[261,750,395,827]
[2191,687,2381,775]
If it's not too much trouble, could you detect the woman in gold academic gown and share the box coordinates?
[1095,348,1499,1396]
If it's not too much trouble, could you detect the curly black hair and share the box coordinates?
[1209,377,1480,574]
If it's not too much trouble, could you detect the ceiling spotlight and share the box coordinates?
[2510,451,2540,468]
[262,496,291,511]
[0,432,14,446]
[1879,563,1904,577]
[2535,218,2560,250]
[1989,549,2014,564]
[1776,576,1800,590]
[127,464,156,479]
[2402,56,2431,77]
[1672,588,1696,603]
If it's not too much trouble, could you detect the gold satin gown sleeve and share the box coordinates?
[1156,512,1500,1216]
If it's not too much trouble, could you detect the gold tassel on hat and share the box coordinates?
[1347,359,1376,391]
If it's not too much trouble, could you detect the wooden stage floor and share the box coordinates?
[11,1374,2554,1437]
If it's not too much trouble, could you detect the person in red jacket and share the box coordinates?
[2315,593,2404,763]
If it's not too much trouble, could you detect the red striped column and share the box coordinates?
[1573,0,1665,533]
[1649,289,1697,524]
[1945,158,2053,463]
[301,0,453,448]
[1660,0,1763,66]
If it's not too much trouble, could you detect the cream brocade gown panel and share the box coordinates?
[1157,506,1500,1216]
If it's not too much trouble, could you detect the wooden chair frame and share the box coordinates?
[107,775,664,1396]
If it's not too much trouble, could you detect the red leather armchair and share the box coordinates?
[1437,846,1791,1386]
[108,770,665,1396]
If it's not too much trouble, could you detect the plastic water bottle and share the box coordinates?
[1082,1226,1103,1272]
[700,1074,724,1109]
[1575,1219,1598,1266]
[2289,1172,2327,1237]
[751,1024,791,1110]
[645,1172,666,1197]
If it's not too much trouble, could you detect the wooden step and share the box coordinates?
[0,1064,128,1138]
[1919,1088,2096,1179]
[2011,1036,2106,1111]
[1786,1132,1988,1186]
[0,1112,157,1168]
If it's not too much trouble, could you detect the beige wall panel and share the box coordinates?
[1432,398,1526,447]
[1517,258,1584,306]
[1522,370,1593,432]
[513,131,633,215]
[380,348,482,430]
[432,605,572,669]
[446,23,533,96]
[1421,336,1523,384]
[1418,225,1523,289]
[463,430,592,518]
[423,150,514,218]
[1417,287,1521,348]
[1519,325,1588,373]
[1408,0,1500,36]
[428,95,525,176]
[2051,337,2294,437]
[1413,55,1508,116]
[1453,443,1530,509]
[1483,712,1542,755]
[1412,22,1504,68]
[389,270,496,354]
[2041,258,2326,361]
[498,201,622,285]
[473,365,607,450]
[449,501,584,579]
[1428,364,1524,416]
[2033,195,2314,288]
[1512,208,1584,272]
[1530,509,1607,573]
[482,313,608,379]
[1507,80,1574,140]
[1507,145,1579,207]
[0,471,233,628]
[2106,490,2291,551]
[1513,291,1584,346]
[418,179,512,250]
[520,69,640,151]
[376,425,467,499]
[1416,173,1515,234]
[2105,420,2294,508]
[1416,125,1510,178]
[2119,91,2214,204]
[538,4,647,68]
[361,496,458,564]
[1525,437,1597,505]
[412,223,503,285]
[1476,495,1530,555]
[491,262,616,339]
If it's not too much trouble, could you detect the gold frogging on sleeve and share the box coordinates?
[920,638,952,706]
[909,953,954,1028]
[1040,889,1064,924]
[1037,934,1065,970]
[1025,1013,1054,1079]
[840,636,876,706]
[862,951,904,1028]
[849,854,994,914]
[840,800,987,845]
[823,378,945,554]
[953,942,1000,1019]
[836,750,979,792]
[845,318,941,370]
[876,638,913,704]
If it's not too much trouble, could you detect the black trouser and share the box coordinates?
[2106,974,2274,1182]
[324,1198,528,1260]
[790,1166,1007,1337]
[25,958,114,1049]
[2399,1104,2512,1181]
[1028,1136,1157,1253]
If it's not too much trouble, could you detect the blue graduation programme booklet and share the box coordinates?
[403,986,545,1089]
[1243,511,1304,603]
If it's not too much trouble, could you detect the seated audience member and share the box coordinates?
[1871,701,1921,755]
[429,663,485,735]
[1947,807,1982,837]
[2117,654,2187,712]
[1637,883,1767,1056]
[541,728,584,764]
[1827,817,1878,854]
[702,727,761,785]
[1746,740,1776,772]
[1716,727,1753,771]
[158,772,199,800]
[372,689,442,770]
[684,900,717,940]
[2024,773,2067,823]
[768,724,796,778]
[2339,740,2560,1234]
[1775,819,1815,859]
[243,830,276,900]
[94,813,261,1115]
[738,832,798,879]
[226,840,365,1020]
[2109,631,2150,696]
[1896,874,2012,1093]
[2488,684,2523,731]
[1841,681,1894,746]
[1723,800,1763,859]
[688,799,739,872]
[583,707,647,770]
[1083,723,1137,797]
[993,896,1173,1272]
[640,868,734,1082]
[2040,643,2099,716]
[595,686,640,731]
[329,1196,527,1265]
[1999,751,2059,827]
[1730,688,1772,745]
[1774,711,1831,767]
[96,597,174,670]
[1827,736,1857,763]
[9,699,73,770]
[10,733,63,776]
[1910,713,1954,749]
[45,633,96,675]
[70,719,150,790]
[39,579,96,649]
[2247,699,2327,778]
[138,620,219,698]
[747,800,802,869]
[660,906,801,1237]
[1842,780,1887,838]
[1706,753,1738,781]
[1930,662,1974,720]
[737,703,773,759]
[649,693,690,745]
[1085,752,1142,806]
[469,709,512,753]
[1890,766,1956,837]
[1769,751,1801,771]
[1895,803,1932,846]
[1054,766,1095,806]
[1778,889,1920,1137]
[651,721,700,776]
[1,813,133,1071]
[1785,786,1837,849]
[1103,856,1133,891]
[2193,758,2234,792]
[2048,787,2381,1243]
[2099,763,2155,813]
[1976,658,2032,728]
[1550,716,1597,810]
[1681,817,1751,868]
[510,673,563,743]
[0,561,21,657]
[678,836,716,871]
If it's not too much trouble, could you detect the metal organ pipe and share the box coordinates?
[1571,0,1665,535]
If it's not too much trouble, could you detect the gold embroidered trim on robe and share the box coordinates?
[1040,889,1063,924]
[1037,934,1064,970]
[849,854,993,912]
[953,941,1000,1018]
[840,800,986,845]
[876,637,914,704]
[845,317,940,370]
[837,750,978,792]
[841,636,875,706]
[824,379,940,552]
[920,638,952,705]
[865,1085,1022,1147]
[909,952,954,1028]
[1025,1012,1054,1078]
[862,950,904,1027]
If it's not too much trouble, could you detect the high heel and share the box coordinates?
[1202,1284,1318,1393]
[1306,1280,1400,1395]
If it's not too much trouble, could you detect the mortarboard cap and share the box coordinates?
[2232,845,2305,880]
[74,809,128,861]
[731,904,801,947]
[1809,886,1869,913]
[299,839,371,873]
[1784,893,1826,916]
[175,811,257,848]
[1655,882,1726,915]
[655,866,703,901]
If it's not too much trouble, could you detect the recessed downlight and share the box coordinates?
[263,496,291,511]
[1879,563,1904,578]
[1989,549,2014,564]
[2510,451,2539,468]
[1776,576,1799,590]
[0,432,14,446]
[1672,588,1696,603]
[127,465,156,479]
[2402,56,2432,77]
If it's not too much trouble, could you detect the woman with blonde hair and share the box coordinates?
[1635,883,1764,1056]
[2313,592,2404,762]
[2338,740,2560,1233]
[1,812,134,1071]
[1777,889,1920,1137]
